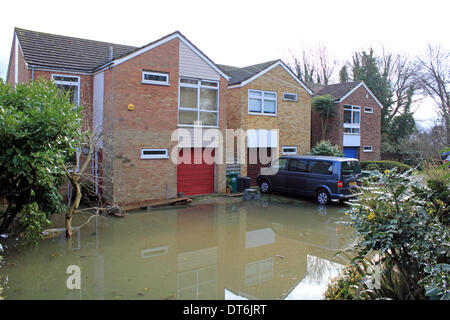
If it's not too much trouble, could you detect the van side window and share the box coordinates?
[288,159,308,172]
[309,161,333,175]
[273,158,287,171]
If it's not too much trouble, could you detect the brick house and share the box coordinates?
[6,28,230,207]
[218,60,312,185]
[309,81,382,161]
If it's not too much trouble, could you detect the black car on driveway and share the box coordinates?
[256,155,362,205]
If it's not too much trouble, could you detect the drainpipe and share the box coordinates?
[31,67,34,81]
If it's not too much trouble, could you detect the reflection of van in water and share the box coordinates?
[256,155,362,205]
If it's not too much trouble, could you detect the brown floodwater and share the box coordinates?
[0,195,355,300]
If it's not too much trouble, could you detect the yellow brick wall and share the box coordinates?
[226,65,311,176]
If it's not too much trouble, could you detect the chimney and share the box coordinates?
[109,46,114,60]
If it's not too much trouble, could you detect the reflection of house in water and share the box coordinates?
[57,201,353,300]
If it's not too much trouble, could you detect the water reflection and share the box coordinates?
[1,197,354,300]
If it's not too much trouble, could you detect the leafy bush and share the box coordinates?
[0,79,81,242]
[335,168,450,300]
[324,265,365,300]
[360,160,412,173]
[309,140,344,157]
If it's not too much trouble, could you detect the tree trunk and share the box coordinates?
[66,178,81,238]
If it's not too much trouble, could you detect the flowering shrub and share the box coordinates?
[328,167,450,300]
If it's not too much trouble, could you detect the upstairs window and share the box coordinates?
[283,92,298,102]
[364,106,374,113]
[52,74,80,106]
[343,105,360,134]
[248,90,277,115]
[178,78,219,127]
[142,71,169,85]
[282,146,297,155]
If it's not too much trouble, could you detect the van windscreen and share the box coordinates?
[341,161,361,176]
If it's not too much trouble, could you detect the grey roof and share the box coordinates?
[217,60,279,85]
[307,81,361,100]
[15,27,138,73]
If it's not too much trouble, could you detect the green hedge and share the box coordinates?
[360,160,412,173]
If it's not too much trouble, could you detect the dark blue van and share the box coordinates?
[256,155,362,205]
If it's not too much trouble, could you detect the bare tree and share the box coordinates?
[288,44,337,85]
[415,43,450,145]
[379,48,418,122]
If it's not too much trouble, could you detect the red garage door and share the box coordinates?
[177,148,215,196]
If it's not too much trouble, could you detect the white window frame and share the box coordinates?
[142,71,169,85]
[141,148,169,159]
[248,89,277,116]
[363,145,373,152]
[282,92,298,102]
[178,77,219,127]
[282,146,297,155]
[52,74,81,107]
[343,105,361,135]
[364,106,374,113]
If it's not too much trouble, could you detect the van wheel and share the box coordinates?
[259,180,271,194]
[316,189,331,205]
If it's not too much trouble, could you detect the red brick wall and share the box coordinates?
[311,85,381,160]
[106,38,228,206]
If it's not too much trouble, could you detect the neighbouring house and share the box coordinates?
[308,81,382,160]
[218,60,312,185]
[6,28,230,207]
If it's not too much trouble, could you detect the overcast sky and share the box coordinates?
[1,0,448,127]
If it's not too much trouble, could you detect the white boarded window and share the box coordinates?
[141,148,169,159]
[248,90,277,115]
[142,71,169,85]
[283,92,298,102]
[363,145,373,152]
[282,146,297,155]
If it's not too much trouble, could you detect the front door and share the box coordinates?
[343,147,358,159]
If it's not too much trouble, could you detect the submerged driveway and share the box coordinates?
[1,194,354,300]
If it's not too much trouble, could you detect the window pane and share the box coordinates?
[263,99,276,114]
[264,92,276,99]
[201,81,218,87]
[144,73,167,82]
[56,84,78,106]
[200,88,218,111]
[54,76,78,82]
[343,109,352,124]
[199,112,217,126]
[249,98,262,112]
[309,161,333,175]
[353,110,360,123]
[288,159,308,172]
[180,78,198,85]
[273,158,287,171]
[352,128,360,134]
[180,87,198,109]
[341,161,361,175]
[249,90,262,97]
[179,110,197,125]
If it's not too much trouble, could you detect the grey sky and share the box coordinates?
[1,0,448,127]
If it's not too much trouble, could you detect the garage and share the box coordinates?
[177,148,215,196]
[247,148,272,186]
[247,130,278,186]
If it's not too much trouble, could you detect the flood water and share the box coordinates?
[0,195,355,300]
